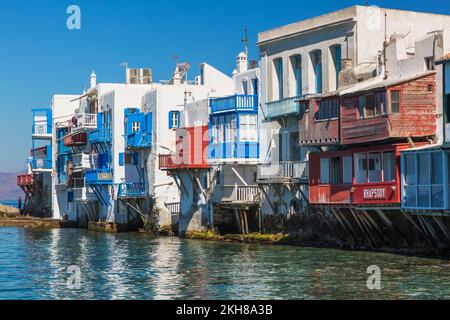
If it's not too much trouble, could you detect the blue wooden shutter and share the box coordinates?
[119,153,124,166]
[168,111,173,129]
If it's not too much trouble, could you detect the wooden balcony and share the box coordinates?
[257,161,309,184]
[210,94,258,114]
[219,185,260,206]
[118,183,147,198]
[64,132,88,147]
[266,96,301,120]
[159,125,210,170]
[72,153,92,171]
[76,113,97,129]
[159,154,210,170]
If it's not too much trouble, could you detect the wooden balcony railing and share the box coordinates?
[220,185,260,205]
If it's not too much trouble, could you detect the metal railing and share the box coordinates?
[221,185,260,204]
[266,96,301,119]
[85,169,113,184]
[72,153,92,170]
[72,178,86,189]
[127,132,152,149]
[77,113,97,128]
[210,94,258,114]
[166,202,181,215]
[118,183,147,198]
[258,161,309,181]
[88,128,112,144]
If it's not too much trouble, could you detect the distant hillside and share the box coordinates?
[0,171,25,201]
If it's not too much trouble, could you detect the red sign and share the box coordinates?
[363,188,386,200]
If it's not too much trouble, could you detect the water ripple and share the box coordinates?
[0,227,449,299]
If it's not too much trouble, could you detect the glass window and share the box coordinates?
[368,153,382,182]
[293,55,302,97]
[431,152,443,185]
[169,111,180,129]
[390,90,400,114]
[431,186,444,208]
[404,186,417,207]
[330,157,341,184]
[365,95,376,117]
[418,153,430,185]
[274,58,283,100]
[131,121,140,133]
[404,154,416,185]
[383,152,396,182]
[312,51,322,94]
[355,153,367,183]
[358,96,365,118]
[343,156,353,184]
[418,186,430,207]
[320,158,330,184]
[240,114,257,141]
[217,117,224,143]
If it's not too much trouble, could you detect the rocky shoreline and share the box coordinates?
[183,230,450,259]
[0,204,73,229]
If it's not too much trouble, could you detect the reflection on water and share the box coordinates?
[0,227,450,300]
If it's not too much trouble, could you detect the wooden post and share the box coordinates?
[234,209,242,234]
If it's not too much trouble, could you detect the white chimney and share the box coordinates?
[236,52,248,74]
[90,71,97,88]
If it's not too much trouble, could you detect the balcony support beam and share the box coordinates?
[259,185,276,215]
[231,167,247,186]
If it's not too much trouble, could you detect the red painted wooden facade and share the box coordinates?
[299,96,340,145]
[159,125,210,170]
[309,143,427,207]
[64,132,88,147]
[340,73,436,145]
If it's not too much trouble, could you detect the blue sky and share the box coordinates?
[0,0,449,172]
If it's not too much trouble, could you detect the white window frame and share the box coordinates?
[131,121,140,133]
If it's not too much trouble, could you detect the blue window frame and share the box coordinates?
[274,58,283,100]
[293,55,302,97]
[402,150,448,210]
[169,111,180,129]
[311,50,322,94]
[331,45,342,89]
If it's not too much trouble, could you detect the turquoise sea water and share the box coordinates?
[0,227,450,300]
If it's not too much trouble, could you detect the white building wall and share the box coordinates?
[51,94,79,220]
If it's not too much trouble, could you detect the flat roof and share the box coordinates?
[258,5,450,46]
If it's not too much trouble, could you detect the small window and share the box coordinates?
[365,94,376,117]
[425,57,435,71]
[320,158,330,184]
[358,96,365,118]
[169,111,180,129]
[330,157,341,184]
[125,153,133,164]
[355,153,368,183]
[368,153,382,182]
[131,121,140,133]
[343,156,353,183]
[390,90,400,114]
[240,114,257,141]
[428,84,434,93]
[242,81,248,95]
[382,152,396,182]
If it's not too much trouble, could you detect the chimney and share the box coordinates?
[90,71,97,88]
[236,52,248,74]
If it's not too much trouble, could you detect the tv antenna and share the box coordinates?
[241,28,249,64]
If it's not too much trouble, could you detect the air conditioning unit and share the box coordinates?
[126,68,153,85]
